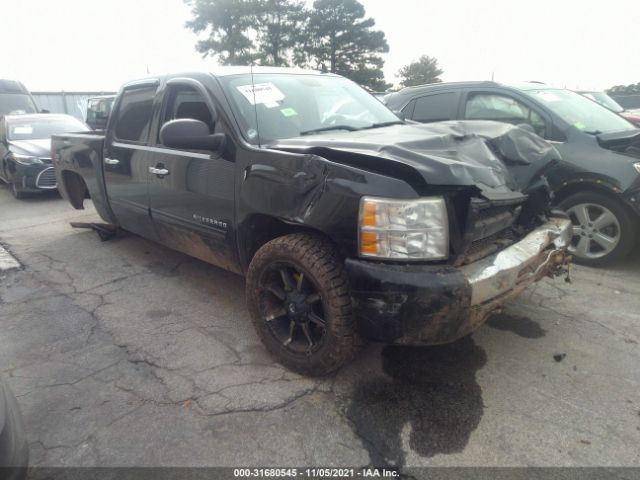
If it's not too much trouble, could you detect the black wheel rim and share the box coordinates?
[258,262,327,355]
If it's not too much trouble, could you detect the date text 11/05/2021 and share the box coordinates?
[233,468,399,477]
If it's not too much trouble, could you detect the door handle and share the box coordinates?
[104,158,120,165]
[149,166,170,176]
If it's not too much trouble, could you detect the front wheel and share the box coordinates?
[246,233,359,376]
[558,191,637,267]
[10,181,26,200]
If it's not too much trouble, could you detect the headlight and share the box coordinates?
[634,162,640,174]
[11,154,43,166]
[359,196,449,260]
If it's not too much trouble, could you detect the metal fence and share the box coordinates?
[31,91,117,121]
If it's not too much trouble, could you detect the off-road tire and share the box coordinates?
[246,233,359,376]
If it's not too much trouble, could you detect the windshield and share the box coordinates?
[8,117,89,141]
[581,92,624,113]
[219,73,401,144]
[0,93,38,115]
[527,89,635,134]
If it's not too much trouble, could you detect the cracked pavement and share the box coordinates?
[0,187,639,468]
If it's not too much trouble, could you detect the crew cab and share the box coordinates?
[53,68,571,375]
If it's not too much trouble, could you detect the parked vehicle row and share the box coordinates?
[384,81,640,266]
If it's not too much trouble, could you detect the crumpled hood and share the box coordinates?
[269,121,560,197]
[8,139,51,158]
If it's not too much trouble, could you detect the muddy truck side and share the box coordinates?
[52,68,572,375]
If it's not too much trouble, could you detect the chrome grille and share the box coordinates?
[35,167,57,189]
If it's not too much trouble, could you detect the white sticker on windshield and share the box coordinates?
[13,126,33,134]
[237,83,285,106]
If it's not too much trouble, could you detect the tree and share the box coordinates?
[254,0,307,66]
[397,55,443,88]
[607,82,640,95]
[185,0,258,65]
[304,0,390,91]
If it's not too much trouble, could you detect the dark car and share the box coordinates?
[0,114,89,199]
[578,90,640,126]
[86,95,116,130]
[0,377,28,480]
[52,68,571,375]
[385,81,640,266]
[611,94,640,111]
[0,80,38,116]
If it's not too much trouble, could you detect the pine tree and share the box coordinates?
[254,0,307,66]
[305,0,390,90]
[185,0,258,65]
[397,56,443,88]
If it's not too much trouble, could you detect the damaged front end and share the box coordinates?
[262,121,573,345]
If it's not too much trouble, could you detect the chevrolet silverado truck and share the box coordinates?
[52,68,571,375]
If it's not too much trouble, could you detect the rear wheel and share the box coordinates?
[558,191,636,267]
[246,233,358,376]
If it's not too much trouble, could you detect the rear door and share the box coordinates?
[405,90,461,123]
[146,78,239,273]
[103,82,158,239]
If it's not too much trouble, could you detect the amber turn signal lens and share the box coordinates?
[360,231,378,254]
[361,201,377,227]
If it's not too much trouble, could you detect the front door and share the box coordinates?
[147,80,239,273]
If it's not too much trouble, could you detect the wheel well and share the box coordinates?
[61,171,88,209]
[240,215,339,270]
[553,182,622,206]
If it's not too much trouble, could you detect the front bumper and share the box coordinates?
[10,164,56,192]
[345,216,572,345]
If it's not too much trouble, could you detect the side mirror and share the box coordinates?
[159,119,226,152]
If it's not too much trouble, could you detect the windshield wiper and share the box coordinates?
[360,120,405,130]
[300,125,359,136]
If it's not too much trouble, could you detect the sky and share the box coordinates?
[2,0,639,92]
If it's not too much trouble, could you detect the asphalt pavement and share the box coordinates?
[0,185,639,469]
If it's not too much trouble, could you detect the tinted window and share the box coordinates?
[411,93,457,122]
[114,87,156,143]
[465,93,546,137]
[160,85,215,138]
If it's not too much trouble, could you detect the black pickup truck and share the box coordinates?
[52,68,571,375]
